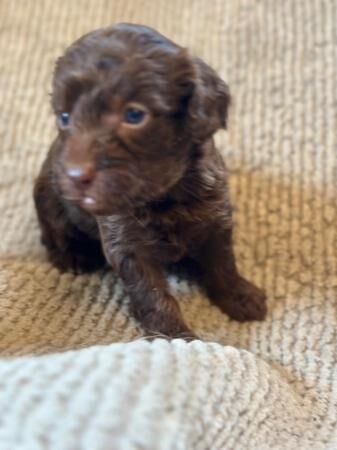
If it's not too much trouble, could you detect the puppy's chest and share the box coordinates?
[149,219,193,257]
[103,208,206,262]
[137,208,207,260]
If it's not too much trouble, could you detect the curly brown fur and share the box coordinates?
[34,23,266,339]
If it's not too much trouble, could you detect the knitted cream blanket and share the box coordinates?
[0,1,336,448]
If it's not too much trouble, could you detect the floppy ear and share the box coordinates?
[186,57,231,143]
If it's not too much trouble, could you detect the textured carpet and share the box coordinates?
[0,0,337,449]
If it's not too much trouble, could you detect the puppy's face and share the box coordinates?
[52,23,230,215]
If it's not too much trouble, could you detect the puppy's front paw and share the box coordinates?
[209,277,267,322]
[140,310,199,341]
[144,329,199,341]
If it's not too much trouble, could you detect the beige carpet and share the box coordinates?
[0,0,337,448]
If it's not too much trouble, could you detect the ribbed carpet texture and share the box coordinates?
[0,1,336,449]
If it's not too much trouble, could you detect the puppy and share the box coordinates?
[34,23,266,339]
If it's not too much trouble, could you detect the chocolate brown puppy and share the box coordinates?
[34,23,266,339]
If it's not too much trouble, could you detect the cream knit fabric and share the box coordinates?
[0,1,336,449]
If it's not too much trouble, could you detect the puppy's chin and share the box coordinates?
[64,188,144,216]
[78,197,116,216]
[76,193,134,216]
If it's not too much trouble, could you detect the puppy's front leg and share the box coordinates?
[119,255,197,338]
[98,220,195,339]
[195,226,267,322]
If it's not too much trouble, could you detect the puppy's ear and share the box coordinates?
[172,52,230,143]
[183,56,231,143]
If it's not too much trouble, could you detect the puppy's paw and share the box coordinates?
[144,330,199,342]
[210,277,267,322]
[141,313,199,341]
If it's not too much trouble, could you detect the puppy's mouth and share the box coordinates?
[77,194,116,216]
[58,177,112,215]
[69,182,135,216]
[65,190,99,210]
[81,195,98,209]
[57,161,127,215]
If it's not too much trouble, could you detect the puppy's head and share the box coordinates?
[52,23,230,215]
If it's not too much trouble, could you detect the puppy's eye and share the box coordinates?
[57,112,70,129]
[123,108,146,125]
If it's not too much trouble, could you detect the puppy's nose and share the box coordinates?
[66,164,95,188]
